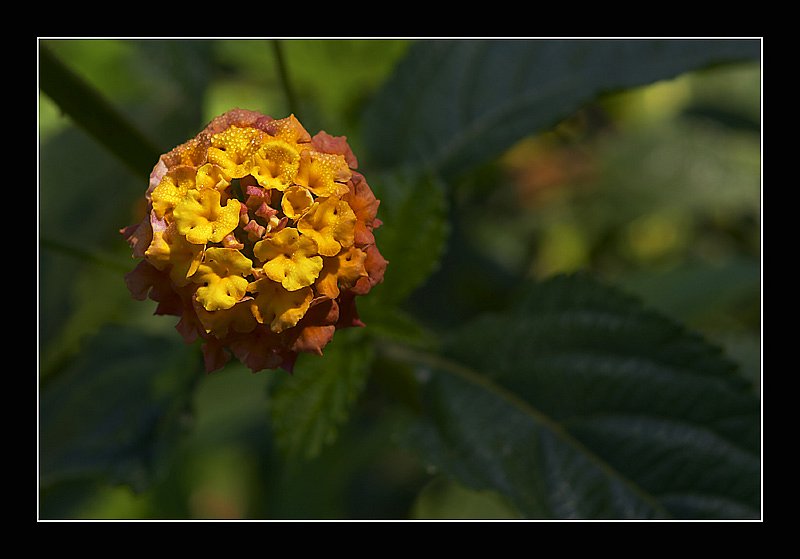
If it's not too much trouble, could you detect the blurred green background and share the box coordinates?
[38,39,760,519]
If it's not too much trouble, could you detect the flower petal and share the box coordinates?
[207,125,264,179]
[253,228,323,291]
[297,196,356,257]
[249,278,313,333]
[343,172,381,247]
[264,114,311,146]
[192,247,253,311]
[194,297,258,338]
[288,297,340,355]
[124,259,187,317]
[281,185,314,220]
[158,136,210,173]
[151,165,197,218]
[351,244,388,295]
[120,214,153,259]
[145,223,204,286]
[195,163,231,191]
[173,188,241,245]
[295,150,351,197]
[201,337,232,373]
[251,140,301,191]
[227,325,290,373]
[311,130,358,169]
[315,246,368,298]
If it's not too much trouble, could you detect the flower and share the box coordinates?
[121,109,387,373]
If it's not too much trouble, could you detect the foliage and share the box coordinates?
[406,274,758,519]
[38,38,761,520]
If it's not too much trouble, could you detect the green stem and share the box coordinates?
[39,42,163,178]
[270,39,298,115]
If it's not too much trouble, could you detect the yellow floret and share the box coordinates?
[251,140,301,191]
[207,125,264,179]
[173,188,241,245]
[296,196,356,257]
[249,278,313,333]
[151,166,196,218]
[253,228,323,291]
[192,247,253,311]
[295,151,351,198]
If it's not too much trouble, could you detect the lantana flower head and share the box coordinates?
[122,109,387,373]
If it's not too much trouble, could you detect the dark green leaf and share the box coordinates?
[370,170,449,304]
[363,39,760,179]
[359,297,437,350]
[269,329,375,459]
[405,274,760,519]
[40,325,201,492]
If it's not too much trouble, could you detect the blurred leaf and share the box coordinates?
[38,39,217,378]
[38,120,147,358]
[280,39,409,137]
[130,40,216,147]
[264,404,424,519]
[39,43,163,177]
[40,325,201,493]
[39,258,141,380]
[38,125,143,248]
[619,257,760,328]
[410,476,521,519]
[370,170,449,304]
[363,39,759,179]
[359,296,437,350]
[269,329,375,460]
[718,333,761,394]
[404,274,759,519]
[595,118,760,219]
[40,480,151,520]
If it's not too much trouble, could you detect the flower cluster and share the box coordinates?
[121,109,387,373]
